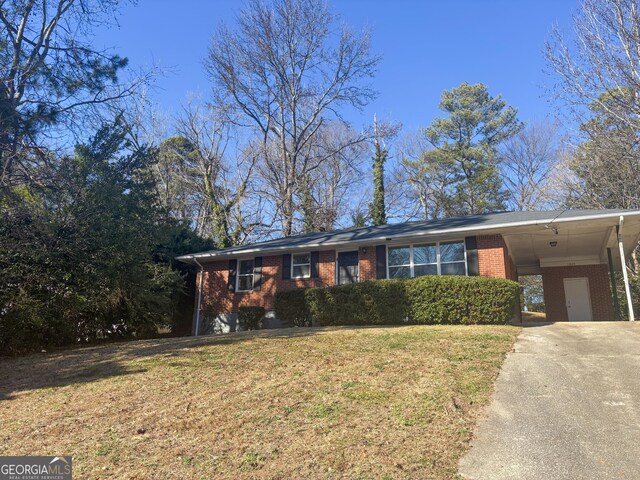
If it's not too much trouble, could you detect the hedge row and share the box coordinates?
[238,306,265,330]
[274,276,519,326]
[273,289,311,327]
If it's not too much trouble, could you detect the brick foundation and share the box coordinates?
[541,264,614,322]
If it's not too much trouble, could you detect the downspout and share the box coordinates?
[617,216,635,321]
[193,256,205,336]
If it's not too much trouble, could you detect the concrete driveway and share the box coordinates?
[459,321,640,480]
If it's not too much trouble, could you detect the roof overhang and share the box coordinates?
[177,210,640,267]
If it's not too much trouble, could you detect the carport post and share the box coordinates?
[607,248,621,320]
[193,257,205,335]
[617,216,635,321]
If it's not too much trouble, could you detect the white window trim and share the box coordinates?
[291,252,312,279]
[236,258,255,292]
[386,241,467,279]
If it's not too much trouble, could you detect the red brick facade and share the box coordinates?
[198,250,337,313]
[197,234,519,316]
[358,246,377,282]
[541,264,614,322]
[477,235,517,280]
[193,232,616,325]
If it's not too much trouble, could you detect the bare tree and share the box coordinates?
[394,130,457,221]
[205,0,379,236]
[564,96,640,210]
[499,122,561,211]
[172,102,262,247]
[299,121,368,231]
[0,0,152,187]
[546,0,640,130]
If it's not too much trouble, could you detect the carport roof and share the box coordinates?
[177,208,640,264]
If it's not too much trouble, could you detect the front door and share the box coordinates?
[337,251,359,285]
[563,277,593,321]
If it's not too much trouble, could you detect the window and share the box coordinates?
[292,252,311,278]
[237,259,255,292]
[413,243,438,277]
[388,246,411,278]
[387,241,466,278]
[439,241,466,276]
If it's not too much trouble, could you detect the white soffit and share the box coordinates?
[503,215,640,271]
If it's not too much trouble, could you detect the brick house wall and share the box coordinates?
[541,264,614,322]
[477,235,516,279]
[197,235,515,318]
[358,246,377,282]
[198,250,337,314]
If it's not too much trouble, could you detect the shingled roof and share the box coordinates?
[177,209,640,264]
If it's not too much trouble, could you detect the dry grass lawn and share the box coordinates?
[0,325,519,479]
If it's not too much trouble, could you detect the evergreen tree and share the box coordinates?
[0,120,187,353]
[369,118,388,226]
[350,209,368,228]
[300,173,318,233]
[425,82,522,216]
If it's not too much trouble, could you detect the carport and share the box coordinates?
[500,210,640,321]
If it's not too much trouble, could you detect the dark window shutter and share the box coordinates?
[253,256,263,291]
[228,259,238,291]
[375,245,387,279]
[465,236,479,276]
[310,251,320,278]
[282,253,292,280]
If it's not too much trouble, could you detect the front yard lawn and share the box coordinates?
[0,325,519,479]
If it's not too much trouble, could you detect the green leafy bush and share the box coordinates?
[238,306,265,331]
[276,276,519,327]
[305,280,409,326]
[274,289,310,327]
[404,276,519,325]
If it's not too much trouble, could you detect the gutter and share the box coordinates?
[177,210,640,263]
[193,256,204,336]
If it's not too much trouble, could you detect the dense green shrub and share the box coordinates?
[276,276,519,327]
[0,123,189,355]
[238,306,265,330]
[305,280,409,326]
[274,289,310,327]
[404,276,519,325]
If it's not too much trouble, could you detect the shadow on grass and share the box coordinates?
[0,323,517,401]
[0,327,330,401]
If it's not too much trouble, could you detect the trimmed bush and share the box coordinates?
[274,289,310,327]
[305,280,409,326]
[404,276,519,325]
[238,306,265,331]
[276,276,519,327]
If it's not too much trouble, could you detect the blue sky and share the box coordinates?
[95,0,578,132]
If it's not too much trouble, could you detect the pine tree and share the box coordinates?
[425,82,522,215]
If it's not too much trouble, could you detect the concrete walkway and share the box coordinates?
[459,322,640,480]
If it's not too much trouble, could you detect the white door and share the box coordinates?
[563,277,593,321]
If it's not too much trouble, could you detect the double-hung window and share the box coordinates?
[292,253,311,278]
[237,259,255,292]
[387,241,466,278]
[387,246,411,278]
[439,241,466,276]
